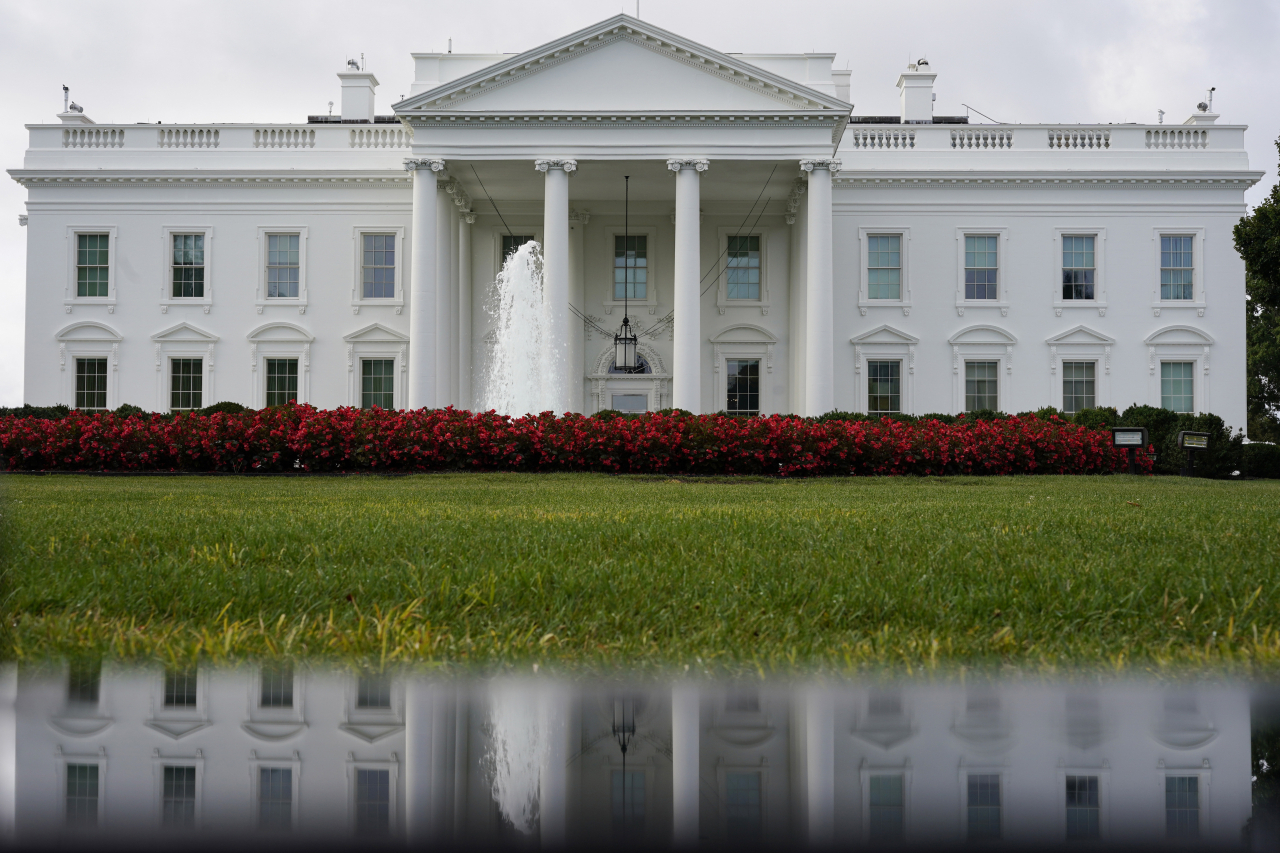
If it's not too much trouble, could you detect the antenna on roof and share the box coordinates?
[448,39,452,53]
[1208,86,1215,111]
[62,85,68,113]
[961,103,1000,124]
[360,53,365,70]
[328,101,334,117]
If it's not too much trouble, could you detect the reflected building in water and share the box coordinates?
[0,665,1255,848]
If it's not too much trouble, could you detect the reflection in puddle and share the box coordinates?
[0,664,1274,849]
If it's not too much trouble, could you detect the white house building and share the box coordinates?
[10,15,1263,424]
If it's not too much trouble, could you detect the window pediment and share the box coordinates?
[851,324,919,345]
[343,323,408,343]
[711,323,777,345]
[1145,325,1214,346]
[150,322,218,343]
[247,322,315,343]
[948,324,1017,346]
[1045,325,1115,346]
[55,321,122,342]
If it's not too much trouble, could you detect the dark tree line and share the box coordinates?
[1234,135,1280,442]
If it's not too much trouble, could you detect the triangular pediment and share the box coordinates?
[397,16,849,114]
[150,322,218,343]
[852,324,919,345]
[343,323,408,343]
[711,323,777,344]
[949,324,1017,346]
[247,322,315,343]
[55,321,122,342]
[1145,325,1215,345]
[1046,325,1115,346]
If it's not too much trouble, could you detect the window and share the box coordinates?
[362,235,396,298]
[163,667,197,708]
[611,394,647,413]
[76,234,109,298]
[361,359,395,410]
[67,660,101,705]
[1161,362,1194,413]
[1161,236,1193,300]
[612,769,645,837]
[868,235,902,300]
[726,359,760,416]
[65,763,99,828]
[355,769,391,836]
[260,664,293,708]
[725,772,762,841]
[162,766,197,829]
[868,774,904,841]
[265,358,298,407]
[614,236,647,300]
[726,235,761,300]
[725,690,760,714]
[266,235,300,298]
[75,358,108,410]
[1065,775,1099,840]
[170,359,203,411]
[967,774,1001,840]
[965,362,999,412]
[1062,362,1095,414]
[357,674,391,709]
[965,235,998,300]
[1166,776,1199,838]
[258,768,292,831]
[501,234,535,260]
[171,234,205,298]
[1062,236,1096,300]
[868,360,901,415]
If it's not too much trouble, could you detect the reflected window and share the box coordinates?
[725,771,762,841]
[868,774,904,841]
[164,667,197,708]
[612,769,645,837]
[65,763,99,828]
[258,768,292,831]
[260,664,293,709]
[1065,775,1099,840]
[1166,776,1199,838]
[725,689,760,714]
[162,766,197,828]
[355,769,390,836]
[868,693,902,717]
[967,774,1001,840]
[67,660,101,706]
[357,674,392,709]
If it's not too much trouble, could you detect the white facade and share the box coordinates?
[10,15,1262,424]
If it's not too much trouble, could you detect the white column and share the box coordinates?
[459,212,474,411]
[568,209,589,413]
[404,681,435,842]
[0,665,15,844]
[536,159,576,415]
[672,684,700,848]
[669,159,708,413]
[800,159,840,417]
[539,685,571,848]
[436,180,454,407]
[787,180,808,415]
[803,688,835,847]
[406,158,444,410]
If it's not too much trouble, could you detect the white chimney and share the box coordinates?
[832,69,852,104]
[58,104,94,125]
[338,66,379,123]
[896,59,936,124]
[1184,102,1218,125]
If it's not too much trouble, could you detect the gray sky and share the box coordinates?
[1,0,1276,407]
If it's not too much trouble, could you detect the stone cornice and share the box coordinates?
[831,171,1265,189]
[7,170,412,188]
[400,111,844,128]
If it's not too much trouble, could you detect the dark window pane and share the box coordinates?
[170,359,203,411]
[75,358,108,410]
[357,674,392,709]
[164,667,197,707]
[355,769,391,836]
[725,358,760,416]
[867,360,901,414]
[967,774,1001,839]
[67,660,101,705]
[258,768,292,831]
[614,235,648,300]
[265,358,298,406]
[259,663,293,708]
[361,359,396,410]
[65,763,99,828]
[162,765,197,828]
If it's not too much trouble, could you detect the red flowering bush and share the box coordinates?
[0,405,1153,476]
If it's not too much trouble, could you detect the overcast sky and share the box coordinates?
[1,0,1276,407]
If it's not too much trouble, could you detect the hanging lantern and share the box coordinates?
[612,695,636,755]
[614,315,639,372]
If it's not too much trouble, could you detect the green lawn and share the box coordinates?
[2,473,1279,675]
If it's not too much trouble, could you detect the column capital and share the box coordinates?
[462,212,476,225]
[799,158,841,175]
[535,158,577,174]
[403,157,446,173]
[667,158,709,173]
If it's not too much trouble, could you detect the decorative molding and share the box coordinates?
[1050,345,1058,375]
[952,345,959,374]
[831,173,1264,190]
[250,343,258,371]
[569,208,591,225]
[799,158,842,176]
[1149,346,1156,374]
[402,158,445,173]
[13,171,411,188]
[666,158,709,172]
[534,158,578,173]
[1105,346,1111,374]
[58,343,66,371]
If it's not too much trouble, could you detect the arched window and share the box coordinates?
[608,354,652,375]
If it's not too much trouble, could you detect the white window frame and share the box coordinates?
[859,763,912,844]
[143,663,210,740]
[1056,764,1111,843]
[1046,325,1116,412]
[949,325,1017,415]
[151,751,205,830]
[493,227,543,277]
[347,756,401,836]
[247,322,313,408]
[851,325,919,416]
[711,325,776,416]
[1151,227,1206,316]
[55,748,108,832]
[1158,763,1212,840]
[604,757,658,845]
[339,672,405,743]
[857,227,912,316]
[958,766,1005,842]
[56,321,122,411]
[160,226,214,314]
[1145,325,1214,415]
[242,663,307,740]
[716,763,769,843]
[64,226,117,313]
[351,226,406,315]
[603,226,659,314]
[248,752,302,832]
[715,227,770,315]
[1052,228,1108,315]
[256,227,309,314]
[586,342,671,414]
[344,323,409,409]
[954,228,1009,316]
